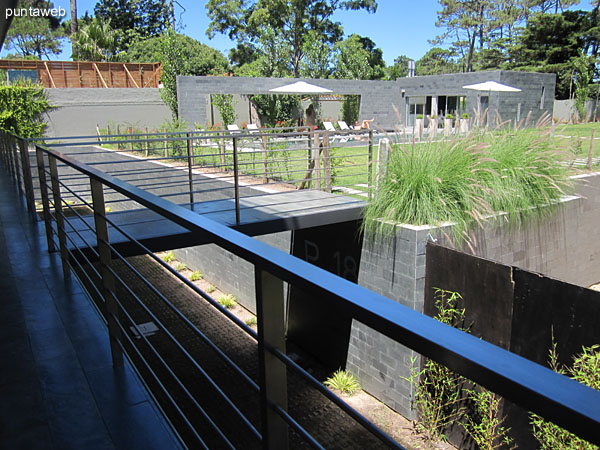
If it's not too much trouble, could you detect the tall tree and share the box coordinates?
[434,0,492,72]
[94,0,171,51]
[206,0,377,77]
[71,17,118,61]
[70,0,78,35]
[299,30,334,78]
[509,10,592,98]
[386,55,413,80]
[125,33,229,76]
[416,47,460,75]
[5,0,64,59]
[333,34,385,80]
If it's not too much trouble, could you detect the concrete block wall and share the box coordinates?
[396,70,555,127]
[177,71,555,134]
[346,172,600,419]
[177,76,403,130]
[45,88,172,137]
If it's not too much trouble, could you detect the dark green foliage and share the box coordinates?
[125,33,229,75]
[416,47,460,76]
[251,94,299,128]
[0,81,53,138]
[94,0,171,52]
[5,0,64,59]
[206,0,377,77]
[342,95,360,125]
[386,55,412,80]
[334,34,386,80]
[211,94,237,126]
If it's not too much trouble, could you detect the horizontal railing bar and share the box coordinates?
[107,264,257,447]
[268,401,325,450]
[104,239,261,394]
[98,211,260,343]
[268,345,403,449]
[39,144,600,444]
[103,247,262,439]
[33,126,312,142]
[111,313,214,449]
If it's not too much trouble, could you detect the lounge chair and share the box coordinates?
[227,124,241,133]
[246,123,260,133]
[323,121,337,133]
[337,121,351,130]
[322,121,348,143]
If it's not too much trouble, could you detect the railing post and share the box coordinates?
[90,178,124,367]
[187,132,195,206]
[314,132,322,191]
[35,146,56,252]
[255,268,288,450]
[48,156,71,280]
[19,139,37,220]
[307,129,313,189]
[233,136,241,225]
[261,134,268,183]
[322,132,332,193]
[10,135,23,192]
[145,127,149,157]
[368,130,374,200]
[376,138,391,194]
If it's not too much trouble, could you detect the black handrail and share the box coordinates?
[37,143,600,446]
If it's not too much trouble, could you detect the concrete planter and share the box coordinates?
[444,118,454,135]
[428,117,438,136]
[460,118,470,133]
[413,118,424,139]
[348,172,600,418]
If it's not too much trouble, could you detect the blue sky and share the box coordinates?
[2,0,596,64]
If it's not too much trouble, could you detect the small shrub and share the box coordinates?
[463,388,514,450]
[245,316,257,327]
[206,285,216,294]
[0,80,53,138]
[324,369,361,395]
[446,114,454,120]
[162,251,176,263]
[416,114,424,119]
[174,262,187,272]
[462,113,470,119]
[531,343,600,450]
[218,294,237,309]
[403,289,468,441]
[190,270,203,281]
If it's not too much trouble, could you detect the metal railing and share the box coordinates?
[31,127,376,225]
[1,130,599,449]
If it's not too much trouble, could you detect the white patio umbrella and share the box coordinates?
[462,80,522,122]
[269,81,332,94]
[462,80,522,92]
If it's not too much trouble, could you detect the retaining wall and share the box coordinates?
[346,171,600,418]
[44,88,172,137]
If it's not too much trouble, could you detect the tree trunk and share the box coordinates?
[70,0,78,34]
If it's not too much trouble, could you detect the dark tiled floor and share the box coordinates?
[0,174,181,450]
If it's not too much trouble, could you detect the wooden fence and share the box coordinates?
[0,60,162,88]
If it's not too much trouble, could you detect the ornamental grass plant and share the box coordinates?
[363,115,574,242]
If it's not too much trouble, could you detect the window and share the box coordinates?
[540,86,545,109]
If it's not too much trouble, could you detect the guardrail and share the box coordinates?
[1,129,599,448]
[30,128,377,224]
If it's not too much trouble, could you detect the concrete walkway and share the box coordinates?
[0,173,181,449]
